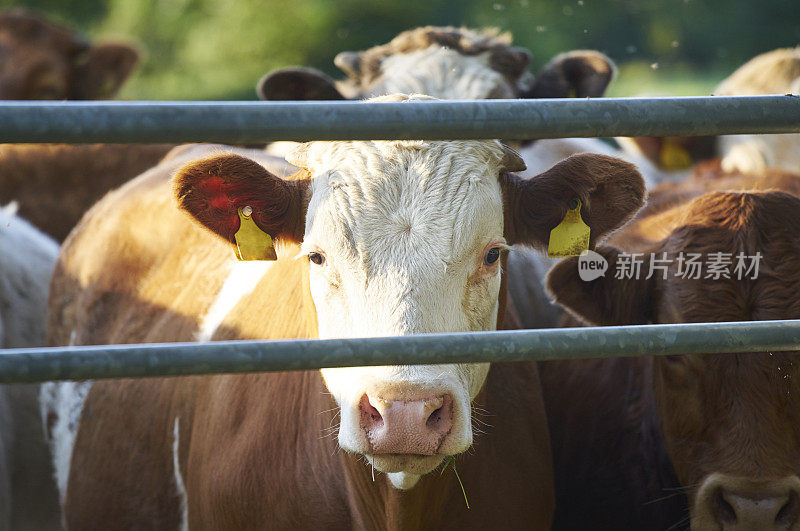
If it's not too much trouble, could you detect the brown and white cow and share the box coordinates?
[257,26,625,177]
[44,94,645,529]
[715,47,800,176]
[258,26,615,103]
[542,165,800,530]
[617,47,800,184]
[0,10,174,241]
[0,206,62,530]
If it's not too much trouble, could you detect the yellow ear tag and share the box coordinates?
[548,199,590,257]
[659,141,692,170]
[234,206,277,261]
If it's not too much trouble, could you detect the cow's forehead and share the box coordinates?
[370,46,513,100]
[300,140,506,263]
[294,138,505,175]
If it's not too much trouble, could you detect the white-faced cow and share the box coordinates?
[616,47,800,185]
[0,205,62,530]
[0,10,174,241]
[542,163,800,530]
[43,94,645,529]
[714,46,800,176]
[258,26,624,180]
[258,26,615,103]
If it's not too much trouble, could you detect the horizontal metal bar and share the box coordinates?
[0,96,798,143]
[0,320,798,383]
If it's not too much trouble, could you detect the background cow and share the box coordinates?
[258,26,615,103]
[0,205,62,530]
[715,46,800,175]
[0,10,174,241]
[542,165,800,530]
[44,94,645,529]
[616,47,800,185]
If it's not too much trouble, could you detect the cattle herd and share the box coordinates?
[1,8,800,531]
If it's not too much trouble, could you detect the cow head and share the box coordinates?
[175,94,644,490]
[258,26,614,102]
[617,47,800,178]
[715,46,800,176]
[547,190,800,529]
[0,10,138,100]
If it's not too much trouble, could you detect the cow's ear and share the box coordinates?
[523,50,615,99]
[546,246,655,326]
[174,154,308,258]
[502,153,645,249]
[257,67,346,101]
[70,43,139,99]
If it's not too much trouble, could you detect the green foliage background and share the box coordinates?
[4,0,798,100]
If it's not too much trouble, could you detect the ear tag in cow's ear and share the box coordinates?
[548,199,590,257]
[659,140,692,170]
[234,206,277,261]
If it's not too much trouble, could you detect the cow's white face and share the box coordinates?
[287,135,508,489]
[364,45,515,100]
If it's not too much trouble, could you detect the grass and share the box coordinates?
[441,455,470,509]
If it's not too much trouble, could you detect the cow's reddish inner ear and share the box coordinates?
[174,153,307,248]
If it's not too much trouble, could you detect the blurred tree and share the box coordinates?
[2,0,798,99]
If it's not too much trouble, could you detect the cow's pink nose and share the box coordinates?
[359,393,453,455]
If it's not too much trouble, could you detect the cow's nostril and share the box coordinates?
[425,395,452,434]
[359,394,383,428]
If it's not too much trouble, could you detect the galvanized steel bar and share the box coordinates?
[0,95,798,143]
[0,320,798,383]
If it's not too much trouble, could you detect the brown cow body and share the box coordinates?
[0,143,176,241]
[0,10,174,241]
[542,165,800,530]
[69,362,550,529]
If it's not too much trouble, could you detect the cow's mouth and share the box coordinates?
[367,453,445,475]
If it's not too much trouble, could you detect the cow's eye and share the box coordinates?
[484,247,501,266]
[309,252,326,266]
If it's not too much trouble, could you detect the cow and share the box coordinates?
[541,164,800,530]
[257,26,615,103]
[714,46,800,175]
[43,94,646,529]
[0,143,178,242]
[0,205,62,530]
[0,9,138,101]
[616,47,800,184]
[0,9,174,241]
[257,27,632,175]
